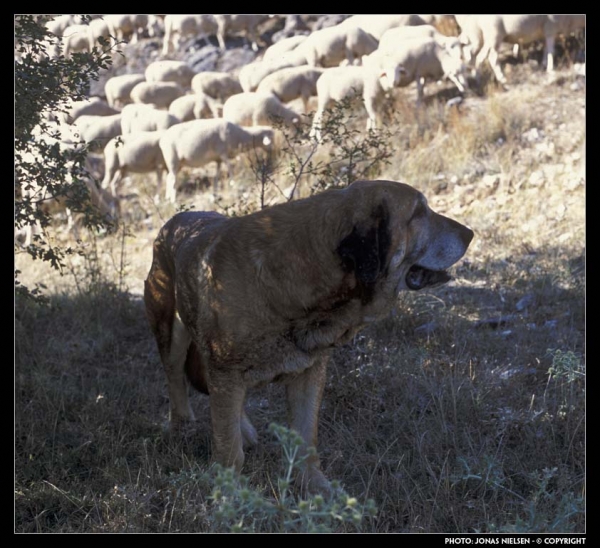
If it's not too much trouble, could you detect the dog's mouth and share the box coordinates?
[406,265,452,290]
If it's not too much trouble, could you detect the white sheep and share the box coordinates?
[338,14,431,41]
[102,131,166,197]
[162,14,218,55]
[190,71,243,102]
[294,25,379,67]
[378,24,463,55]
[222,91,300,127]
[468,15,586,84]
[309,63,402,141]
[262,34,308,62]
[73,113,122,150]
[145,60,196,89]
[158,119,274,202]
[168,93,222,122]
[130,81,185,110]
[363,36,467,103]
[104,73,146,108]
[61,96,120,124]
[61,23,93,58]
[213,14,268,51]
[88,18,112,48]
[120,103,179,134]
[104,14,151,44]
[237,53,308,93]
[256,66,324,112]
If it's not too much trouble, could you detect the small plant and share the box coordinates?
[235,96,395,215]
[207,423,377,533]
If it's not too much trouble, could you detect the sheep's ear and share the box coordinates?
[337,204,391,301]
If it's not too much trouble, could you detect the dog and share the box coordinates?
[144,179,473,493]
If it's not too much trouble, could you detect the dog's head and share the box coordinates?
[335,180,473,308]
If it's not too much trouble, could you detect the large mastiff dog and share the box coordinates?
[144,179,473,492]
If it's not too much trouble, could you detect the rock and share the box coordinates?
[516,293,535,311]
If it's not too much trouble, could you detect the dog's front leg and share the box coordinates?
[208,372,246,472]
[285,353,332,495]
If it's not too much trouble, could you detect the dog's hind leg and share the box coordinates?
[164,313,195,429]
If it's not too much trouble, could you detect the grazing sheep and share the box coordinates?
[363,36,467,102]
[222,91,300,127]
[104,14,151,44]
[45,15,75,37]
[102,131,166,197]
[238,53,308,92]
[130,81,185,110]
[145,60,196,89]
[104,73,146,108]
[120,104,179,134]
[309,63,402,141]
[73,113,122,150]
[379,24,463,55]
[213,14,268,51]
[338,14,431,41]
[61,23,93,58]
[190,71,243,102]
[88,18,112,47]
[270,14,311,43]
[168,93,222,122]
[262,34,308,62]
[162,14,218,55]
[469,14,586,84]
[294,25,379,67]
[256,66,324,112]
[61,97,119,124]
[158,119,274,202]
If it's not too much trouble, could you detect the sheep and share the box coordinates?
[190,71,243,102]
[130,81,185,110]
[338,14,432,41]
[61,23,93,58]
[294,25,379,67]
[45,15,75,37]
[222,91,300,127]
[262,34,308,62]
[168,93,222,122]
[73,113,122,150]
[120,103,179,134]
[378,24,463,54]
[104,14,150,44]
[61,97,120,124]
[363,36,467,103]
[162,14,218,55]
[237,53,308,93]
[468,15,586,84]
[88,18,112,47]
[213,14,268,51]
[309,63,403,141]
[102,131,166,197]
[256,66,324,112]
[145,60,196,89]
[270,14,311,43]
[104,73,146,108]
[158,119,274,202]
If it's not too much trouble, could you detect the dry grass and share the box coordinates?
[15,58,585,533]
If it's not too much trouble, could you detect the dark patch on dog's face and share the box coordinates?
[337,204,390,303]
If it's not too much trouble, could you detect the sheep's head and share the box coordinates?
[380,61,406,90]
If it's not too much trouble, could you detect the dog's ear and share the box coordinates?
[337,204,390,299]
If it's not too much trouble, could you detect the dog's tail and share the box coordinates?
[184,342,210,395]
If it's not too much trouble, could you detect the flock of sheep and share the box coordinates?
[24,14,586,226]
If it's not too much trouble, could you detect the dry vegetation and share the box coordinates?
[15,40,585,533]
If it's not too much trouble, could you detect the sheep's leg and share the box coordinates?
[416,76,425,104]
[512,43,520,59]
[107,170,122,198]
[309,108,324,142]
[544,35,556,72]
[165,172,178,203]
[447,72,467,93]
[487,46,507,84]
